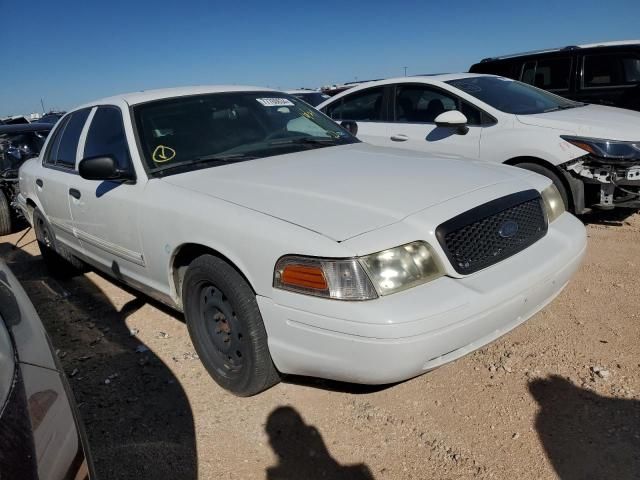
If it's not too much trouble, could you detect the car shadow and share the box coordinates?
[578,207,638,226]
[265,406,375,480]
[281,374,398,394]
[0,240,197,480]
[529,375,640,480]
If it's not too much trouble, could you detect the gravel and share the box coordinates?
[2,209,639,480]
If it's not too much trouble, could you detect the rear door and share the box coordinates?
[68,106,146,281]
[36,110,90,252]
[381,83,483,158]
[321,86,390,145]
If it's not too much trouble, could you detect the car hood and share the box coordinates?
[516,104,640,140]
[161,143,536,241]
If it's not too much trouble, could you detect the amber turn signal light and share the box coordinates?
[281,265,328,290]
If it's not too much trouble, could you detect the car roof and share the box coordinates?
[322,73,491,93]
[286,89,323,95]
[0,123,53,135]
[75,85,277,109]
[478,39,640,63]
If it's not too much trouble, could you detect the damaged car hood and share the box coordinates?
[516,104,640,140]
[162,143,537,241]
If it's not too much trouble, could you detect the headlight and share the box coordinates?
[561,135,640,162]
[274,241,444,300]
[541,184,565,223]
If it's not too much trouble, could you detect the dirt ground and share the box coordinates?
[1,210,639,480]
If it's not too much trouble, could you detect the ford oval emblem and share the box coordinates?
[498,220,519,238]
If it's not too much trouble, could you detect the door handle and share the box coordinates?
[69,188,81,200]
[36,179,43,188]
[390,134,409,142]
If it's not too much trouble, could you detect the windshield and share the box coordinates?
[133,91,358,176]
[294,92,331,107]
[446,76,584,115]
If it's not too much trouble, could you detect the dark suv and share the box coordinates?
[470,41,640,111]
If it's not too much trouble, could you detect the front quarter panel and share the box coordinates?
[479,117,586,166]
[137,179,357,304]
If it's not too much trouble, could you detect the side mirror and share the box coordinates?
[78,155,135,182]
[434,110,469,135]
[340,120,358,137]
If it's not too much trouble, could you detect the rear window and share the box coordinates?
[583,52,640,88]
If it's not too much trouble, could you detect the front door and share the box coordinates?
[68,106,146,283]
[384,83,482,159]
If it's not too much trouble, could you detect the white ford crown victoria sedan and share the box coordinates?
[17,86,586,396]
[317,74,640,213]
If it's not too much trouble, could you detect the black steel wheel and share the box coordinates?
[33,208,83,277]
[183,254,279,396]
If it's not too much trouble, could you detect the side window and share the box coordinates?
[43,116,70,166]
[583,53,640,88]
[56,109,90,168]
[394,85,457,123]
[325,88,384,121]
[460,101,483,126]
[84,107,131,169]
[521,58,572,91]
[43,110,90,169]
[472,60,516,79]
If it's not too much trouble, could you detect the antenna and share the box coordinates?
[40,98,45,113]
[403,66,408,76]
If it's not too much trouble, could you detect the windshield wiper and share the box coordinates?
[544,102,586,113]
[268,137,343,147]
[152,153,256,176]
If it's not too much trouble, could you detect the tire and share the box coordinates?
[182,254,279,396]
[33,208,84,277]
[515,162,570,211]
[0,189,11,236]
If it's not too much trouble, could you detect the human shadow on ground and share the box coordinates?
[265,406,374,480]
[0,240,197,480]
[529,375,640,480]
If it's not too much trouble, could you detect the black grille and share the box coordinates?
[436,190,547,274]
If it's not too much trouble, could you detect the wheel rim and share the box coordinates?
[199,284,244,373]
[37,217,53,249]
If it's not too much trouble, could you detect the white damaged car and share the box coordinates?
[17,86,586,396]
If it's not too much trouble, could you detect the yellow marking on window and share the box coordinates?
[152,145,176,163]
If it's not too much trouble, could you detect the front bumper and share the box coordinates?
[258,213,587,384]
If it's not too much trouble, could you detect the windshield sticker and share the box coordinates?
[152,145,176,163]
[256,98,295,107]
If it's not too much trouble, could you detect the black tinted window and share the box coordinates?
[583,53,640,87]
[395,85,457,123]
[460,101,483,125]
[325,88,384,121]
[84,107,130,169]
[52,110,89,168]
[43,116,69,166]
[521,57,572,90]
[471,61,516,78]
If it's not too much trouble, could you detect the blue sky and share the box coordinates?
[2,0,639,116]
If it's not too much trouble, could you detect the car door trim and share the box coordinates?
[73,228,146,266]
